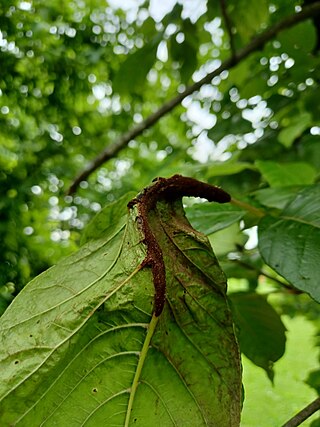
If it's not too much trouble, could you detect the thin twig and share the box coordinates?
[68,2,320,194]
[220,0,236,57]
[234,259,299,292]
[281,397,320,427]
[230,197,265,218]
[260,269,302,293]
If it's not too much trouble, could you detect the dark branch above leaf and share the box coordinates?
[68,2,320,194]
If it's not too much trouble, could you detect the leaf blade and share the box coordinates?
[230,292,286,381]
[186,202,245,235]
[0,179,242,426]
[258,185,320,302]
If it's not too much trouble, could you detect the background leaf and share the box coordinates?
[229,0,269,42]
[255,161,317,187]
[230,292,286,381]
[258,185,320,302]
[113,34,161,95]
[277,21,317,57]
[252,187,302,209]
[209,223,248,257]
[185,202,245,235]
[278,112,312,147]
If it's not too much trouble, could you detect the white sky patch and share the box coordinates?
[150,0,207,22]
[149,0,177,21]
[243,226,258,250]
[157,40,168,62]
[190,132,234,163]
[311,126,320,135]
[18,1,32,11]
[190,133,215,163]
[108,0,144,12]
[180,0,207,22]
[92,84,106,100]
[242,101,271,128]
[186,101,216,129]
[109,0,207,23]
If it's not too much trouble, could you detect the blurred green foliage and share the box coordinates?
[1,1,320,415]
[0,0,320,424]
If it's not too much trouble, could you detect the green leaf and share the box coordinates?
[255,160,317,187]
[252,187,302,209]
[185,202,245,235]
[229,0,269,42]
[208,114,252,141]
[278,112,312,147]
[305,89,320,123]
[306,369,320,394]
[209,223,248,257]
[229,292,286,381]
[258,185,320,302]
[298,135,320,170]
[277,21,317,57]
[0,144,18,172]
[207,161,254,177]
[184,159,254,179]
[113,35,161,95]
[169,19,198,84]
[0,178,241,426]
[81,191,136,245]
[220,253,263,285]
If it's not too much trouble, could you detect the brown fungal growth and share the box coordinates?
[127,175,231,317]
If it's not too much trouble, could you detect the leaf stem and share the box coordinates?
[281,397,320,427]
[124,312,159,427]
[234,259,301,293]
[230,197,265,218]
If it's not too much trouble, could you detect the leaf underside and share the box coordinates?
[0,180,242,426]
[259,184,320,303]
[230,292,286,381]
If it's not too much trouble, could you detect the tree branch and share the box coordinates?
[220,0,236,57]
[281,397,320,427]
[68,2,320,194]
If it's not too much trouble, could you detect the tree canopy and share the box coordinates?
[1,0,320,294]
[1,1,320,425]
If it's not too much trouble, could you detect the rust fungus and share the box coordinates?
[128,175,231,317]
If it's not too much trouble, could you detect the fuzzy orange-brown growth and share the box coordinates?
[128,175,231,316]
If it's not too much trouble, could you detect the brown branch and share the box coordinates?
[220,0,236,57]
[281,397,320,427]
[68,2,320,194]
